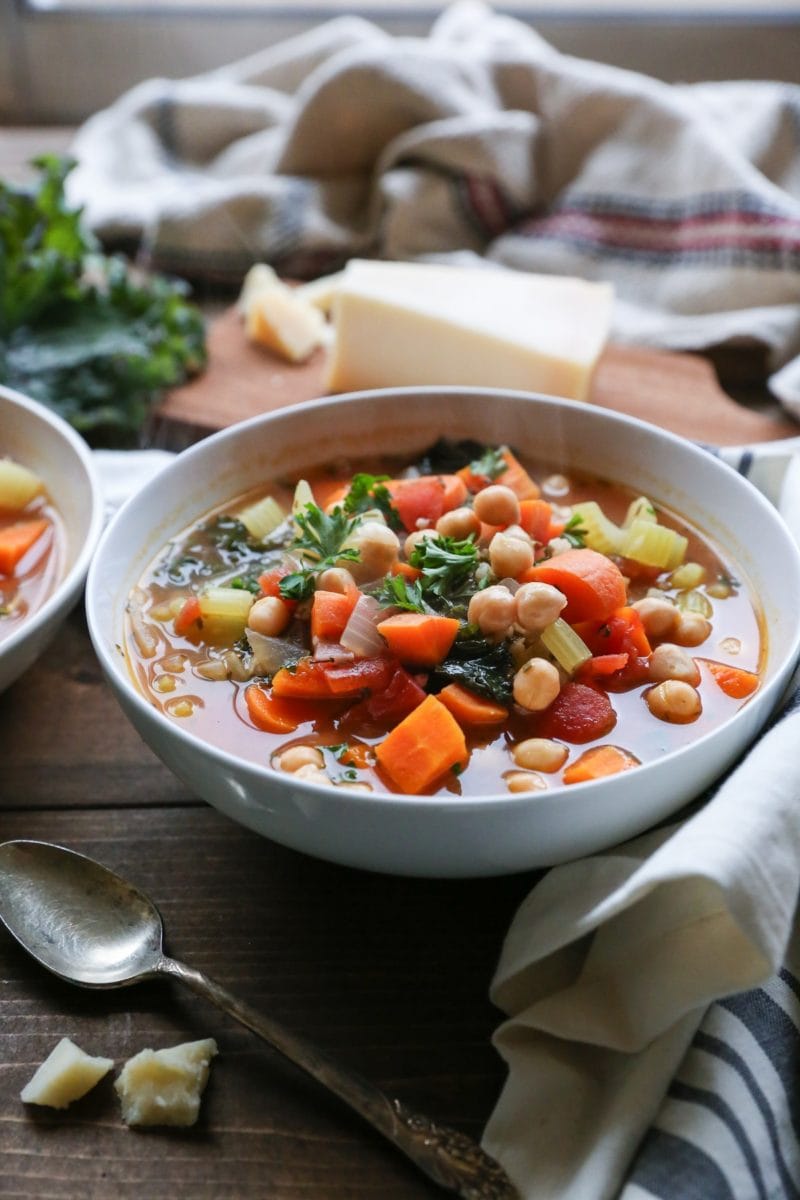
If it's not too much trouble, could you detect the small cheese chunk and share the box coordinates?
[114,1038,218,1127]
[20,1037,113,1109]
[325,260,613,401]
[237,262,281,313]
[246,287,330,363]
[294,270,346,315]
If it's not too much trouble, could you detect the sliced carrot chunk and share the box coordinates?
[376,694,468,793]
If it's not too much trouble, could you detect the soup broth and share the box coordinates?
[0,458,63,644]
[126,441,763,797]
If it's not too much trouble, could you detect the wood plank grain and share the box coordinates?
[155,305,799,448]
[0,805,533,1199]
[0,609,193,810]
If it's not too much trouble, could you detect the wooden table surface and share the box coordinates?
[3,125,799,1200]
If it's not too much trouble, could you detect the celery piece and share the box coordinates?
[539,618,592,675]
[569,501,622,556]
[623,496,658,528]
[237,495,285,541]
[669,561,706,590]
[292,479,315,518]
[0,458,42,510]
[199,586,254,643]
[619,518,688,570]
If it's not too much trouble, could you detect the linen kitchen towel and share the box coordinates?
[481,443,800,1200]
[67,1,800,412]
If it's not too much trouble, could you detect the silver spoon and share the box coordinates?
[0,839,517,1200]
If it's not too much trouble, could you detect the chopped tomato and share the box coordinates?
[271,655,395,700]
[343,665,427,729]
[537,682,617,744]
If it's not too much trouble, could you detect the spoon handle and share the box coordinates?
[159,955,517,1200]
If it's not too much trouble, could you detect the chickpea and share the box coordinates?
[341,521,399,582]
[502,524,533,544]
[505,771,547,794]
[316,566,356,594]
[473,485,520,527]
[489,531,534,580]
[404,528,437,559]
[512,657,561,712]
[468,585,516,637]
[514,582,567,634]
[293,762,331,784]
[546,536,572,557]
[674,612,712,647]
[248,595,291,637]
[646,680,702,723]
[512,738,567,773]
[649,643,700,685]
[436,506,481,540]
[632,597,680,640]
[277,745,325,773]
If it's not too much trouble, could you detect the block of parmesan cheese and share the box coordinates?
[325,260,613,401]
[20,1037,114,1109]
[114,1038,217,1127]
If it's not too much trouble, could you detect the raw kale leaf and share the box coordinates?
[412,438,487,476]
[0,156,206,446]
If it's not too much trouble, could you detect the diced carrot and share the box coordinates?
[174,596,202,637]
[699,659,760,699]
[376,694,468,793]
[563,744,640,785]
[522,548,628,622]
[245,685,323,733]
[311,589,359,643]
[0,518,49,575]
[376,613,460,668]
[391,561,423,582]
[455,450,539,499]
[518,499,553,543]
[496,449,540,500]
[438,683,509,726]
[312,478,350,510]
[336,741,374,769]
[440,474,469,511]
[537,682,617,744]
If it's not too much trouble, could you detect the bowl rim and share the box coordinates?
[85,385,800,818]
[1,383,105,660]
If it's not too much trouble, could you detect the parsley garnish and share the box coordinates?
[279,502,360,600]
[562,513,587,548]
[343,473,402,530]
[409,534,478,598]
[469,446,506,481]
[375,573,427,613]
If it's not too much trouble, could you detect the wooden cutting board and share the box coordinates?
[155,306,798,447]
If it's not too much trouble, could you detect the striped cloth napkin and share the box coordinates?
[483,442,800,1200]
[67,0,800,415]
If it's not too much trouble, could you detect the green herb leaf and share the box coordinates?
[343,473,402,530]
[409,534,478,598]
[0,157,206,446]
[293,503,359,563]
[562,513,588,548]
[469,446,506,481]
[375,573,427,613]
[278,571,317,602]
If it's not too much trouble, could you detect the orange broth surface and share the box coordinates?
[126,447,763,798]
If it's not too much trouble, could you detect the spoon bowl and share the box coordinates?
[0,841,163,987]
[0,839,517,1200]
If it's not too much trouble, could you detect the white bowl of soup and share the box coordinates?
[86,388,800,877]
[0,385,104,694]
